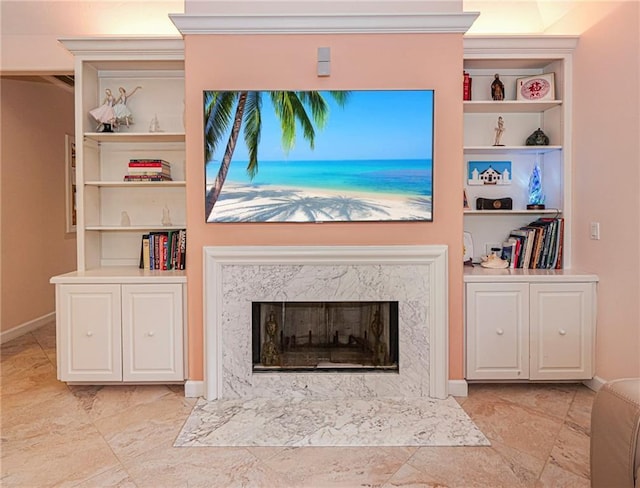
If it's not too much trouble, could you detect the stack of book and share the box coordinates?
[139,229,186,271]
[124,159,172,182]
[502,217,564,269]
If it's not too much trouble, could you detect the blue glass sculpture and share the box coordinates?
[527,164,546,209]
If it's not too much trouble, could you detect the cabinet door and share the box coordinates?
[466,282,530,380]
[57,284,122,381]
[121,284,184,382]
[530,283,595,380]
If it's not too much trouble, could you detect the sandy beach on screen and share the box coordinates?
[206,182,432,222]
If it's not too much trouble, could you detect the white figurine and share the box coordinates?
[161,206,172,226]
[149,114,162,133]
[121,211,131,226]
[493,116,505,146]
[113,86,142,128]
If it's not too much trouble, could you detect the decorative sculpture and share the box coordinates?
[491,73,505,101]
[493,116,506,146]
[261,311,281,366]
[527,164,546,209]
[525,128,550,146]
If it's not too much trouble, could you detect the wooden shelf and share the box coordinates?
[464,145,562,154]
[463,100,562,113]
[84,132,185,143]
[51,266,186,283]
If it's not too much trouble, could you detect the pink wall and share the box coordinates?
[572,2,640,379]
[184,33,465,381]
[1,79,76,332]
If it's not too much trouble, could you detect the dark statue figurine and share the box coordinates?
[526,128,550,146]
[491,73,505,101]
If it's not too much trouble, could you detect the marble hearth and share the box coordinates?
[204,245,448,401]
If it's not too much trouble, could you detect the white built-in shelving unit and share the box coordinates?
[50,38,187,384]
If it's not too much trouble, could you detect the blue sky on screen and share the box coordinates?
[214,90,434,162]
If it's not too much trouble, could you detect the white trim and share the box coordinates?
[204,245,449,400]
[184,380,205,398]
[1,312,55,344]
[170,12,479,35]
[464,35,579,55]
[448,379,468,398]
[58,37,184,60]
[584,376,607,392]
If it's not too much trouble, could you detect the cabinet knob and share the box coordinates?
[147,331,155,337]
[559,329,567,336]
[496,328,504,335]
[86,331,93,337]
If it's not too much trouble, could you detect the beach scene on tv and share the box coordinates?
[204,89,434,223]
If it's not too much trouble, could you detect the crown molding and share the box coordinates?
[464,35,579,56]
[169,12,480,35]
[58,37,184,59]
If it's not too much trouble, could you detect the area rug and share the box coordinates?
[174,396,490,447]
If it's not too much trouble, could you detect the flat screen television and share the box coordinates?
[204,89,434,223]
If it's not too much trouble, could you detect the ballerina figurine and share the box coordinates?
[113,86,142,128]
[89,88,117,132]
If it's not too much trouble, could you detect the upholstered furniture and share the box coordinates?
[591,378,640,488]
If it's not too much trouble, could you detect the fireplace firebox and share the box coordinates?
[252,301,399,372]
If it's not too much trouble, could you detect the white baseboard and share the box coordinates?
[184,380,204,398]
[448,379,468,397]
[1,312,55,344]
[583,376,607,392]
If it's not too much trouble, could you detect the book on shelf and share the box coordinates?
[140,229,186,271]
[503,217,564,269]
[129,159,171,168]
[124,174,173,182]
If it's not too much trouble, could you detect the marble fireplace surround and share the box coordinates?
[204,245,448,401]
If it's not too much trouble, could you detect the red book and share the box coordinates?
[463,71,472,101]
[129,159,171,167]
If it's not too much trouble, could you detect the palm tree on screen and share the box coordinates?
[204,90,350,219]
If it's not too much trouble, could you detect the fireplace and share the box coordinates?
[252,301,399,372]
[204,245,449,400]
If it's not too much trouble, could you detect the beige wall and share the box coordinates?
[184,33,465,380]
[0,78,76,332]
[572,2,640,379]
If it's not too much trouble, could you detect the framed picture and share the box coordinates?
[65,134,77,233]
[204,90,434,223]
[516,73,555,101]
[467,161,512,186]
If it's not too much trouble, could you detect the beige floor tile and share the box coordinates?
[536,460,590,488]
[462,393,563,462]
[124,445,289,488]
[565,386,595,435]
[260,446,416,487]
[1,422,120,488]
[382,463,448,488]
[94,394,195,460]
[69,383,176,421]
[548,423,591,479]
[406,446,526,488]
[71,465,137,488]
[468,383,577,420]
[490,439,546,487]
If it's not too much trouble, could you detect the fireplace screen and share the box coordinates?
[252,301,399,372]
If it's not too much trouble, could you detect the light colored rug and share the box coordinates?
[174,396,490,447]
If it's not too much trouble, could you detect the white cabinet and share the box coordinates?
[55,282,185,383]
[465,271,597,381]
[466,282,530,379]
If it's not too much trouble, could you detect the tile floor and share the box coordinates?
[1,321,595,487]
